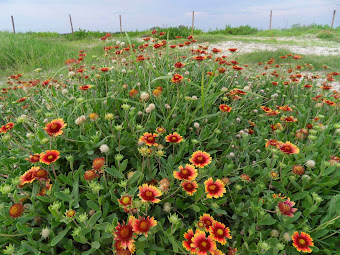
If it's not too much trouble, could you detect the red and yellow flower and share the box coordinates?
[173,164,197,181]
[9,203,24,218]
[113,216,136,252]
[138,184,162,203]
[118,195,133,208]
[278,141,299,154]
[92,157,105,170]
[181,181,198,195]
[132,216,157,236]
[281,116,297,123]
[40,150,60,165]
[292,231,314,253]
[165,132,183,143]
[204,178,226,198]
[209,221,232,244]
[170,74,184,84]
[44,119,67,137]
[190,151,212,168]
[219,104,232,113]
[139,132,158,146]
[0,122,14,133]
[19,166,39,186]
[84,170,98,180]
[199,214,215,232]
[25,154,40,163]
[182,229,196,253]
[191,230,217,255]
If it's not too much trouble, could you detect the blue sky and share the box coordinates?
[0,0,339,33]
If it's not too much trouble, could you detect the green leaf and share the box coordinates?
[88,211,102,226]
[87,200,100,211]
[105,167,125,179]
[91,241,100,249]
[128,171,143,184]
[258,214,277,225]
[291,191,308,200]
[50,227,71,246]
[192,205,200,212]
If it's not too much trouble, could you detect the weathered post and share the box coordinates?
[331,10,336,29]
[269,10,272,30]
[120,15,122,34]
[191,11,195,35]
[11,15,16,34]
[69,14,74,35]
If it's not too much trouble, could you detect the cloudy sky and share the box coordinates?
[0,0,339,33]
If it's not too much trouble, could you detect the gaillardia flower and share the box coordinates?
[190,151,212,168]
[113,216,136,252]
[204,178,226,198]
[170,74,184,83]
[199,214,215,231]
[209,221,232,244]
[19,166,39,186]
[25,154,40,163]
[9,203,24,218]
[173,164,197,181]
[139,132,158,146]
[132,216,157,236]
[40,150,60,165]
[165,132,183,144]
[182,229,196,253]
[138,184,162,203]
[92,157,105,170]
[278,141,299,154]
[44,119,67,136]
[292,231,314,253]
[191,230,217,255]
[278,198,297,217]
[181,181,198,196]
[219,104,232,113]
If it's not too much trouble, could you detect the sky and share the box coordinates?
[0,0,339,33]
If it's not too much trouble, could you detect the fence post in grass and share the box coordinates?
[331,10,336,29]
[269,10,272,30]
[69,14,74,35]
[119,15,122,34]
[191,11,194,35]
[11,15,16,34]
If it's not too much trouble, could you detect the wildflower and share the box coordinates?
[181,181,198,195]
[209,221,232,244]
[132,216,157,236]
[173,164,197,181]
[138,184,162,203]
[190,151,212,168]
[25,154,40,163]
[260,106,272,112]
[99,144,109,153]
[219,104,232,113]
[281,116,298,123]
[140,92,150,101]
[306,160,315,168]
[228,48,238,52]
[278,141,299,154]
[75,115,86,125]
[159,178,170,193]
[34,168,49,180]
[292,165,305,175]
[113,216,136,252]
[199,214,215,231]
[44,119,67,137]
[129,89,138,97]
[182,229,197,253]
[118,195,133,208]
[66,209,76,218]
[165,132,183,143]
[40,150,60,165]
[0,122,14,133]
[191,230,217,255]
[170,74,184,84]
[9,203,24,218]
[204,178,226,198]
[292,232,314,253]
[265,139,280,148]
[89,113,99,121]
[41,227,50,239]
[278,198,297,217]
[156,127,166,134]
[79,85,92,91]
[139,132,158,146]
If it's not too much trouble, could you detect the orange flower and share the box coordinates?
[278,198,297,217]
[84,170,98,180]
[190,151,212,168]
[113,216,136,252]
[170,74,184,84]
[281,116,297,123]
[199,214,215,231]
[92,157,105,170]
[132,216,157,236]
[181,181,198,195]
[156,127,166,134]
[25,154,41,163]
[219,104,232,113]
[138,184,162,203]
[277,105,292,111]
[99,67,111,72]
[9,203,24,218]
[204,178,226,198]
[266,110,280,116]
[292,232,314,253]
[209,221,232,244]
[0,122,14,133]
[212,48,221,53]
[174,62,185,68]
[191,230,217,255]
[40,150,60,165]
[66,209,76,218]
[228,48,238,52]
[165,132,183,144]
[183,229,197,253]
[129,89,138,98]
[173,164,197,181]
[278,141,299,154]
[260,106,272,112]
[44,119,67,137]
[34,168,49,181]
[139,132,158,146]
[193,55,207,61]
[19,166,39,186]
[118,195,133,208]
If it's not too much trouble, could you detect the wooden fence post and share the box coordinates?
[331,10,336,29]
[269,10,272,30]
[191,11,195,35]
[119,15,122,34]
[11,16,16,34]
[69,14,74,35]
